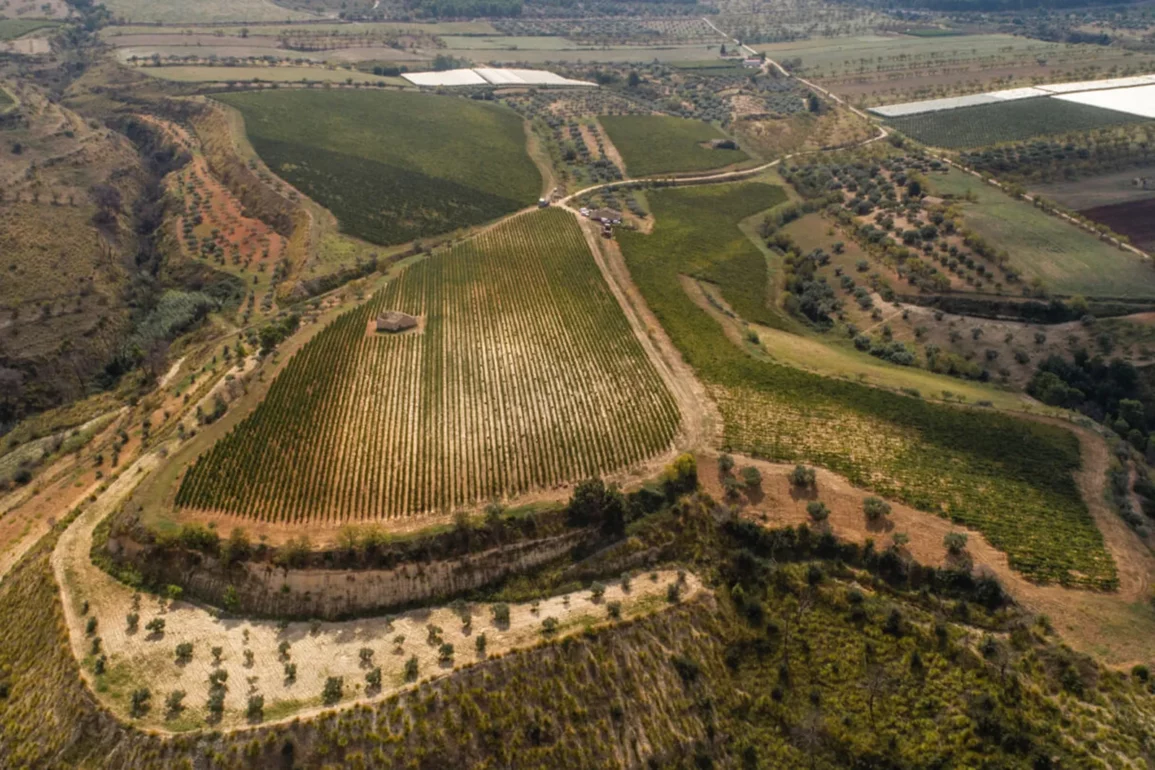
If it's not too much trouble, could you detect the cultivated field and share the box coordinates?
[885,97,1144,148]
[0,18,59,39]
[1083,199,1155,253]
[98,0,315,23]
[930,170,1155,298]
[617,182,1116,589]
[177,210,680,522]
[217,89,541,245]
[136,65,404,85]
[599,115,749,177]
[1032,164,1155,211]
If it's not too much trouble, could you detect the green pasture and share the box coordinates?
[0,19,60,40]
[930,170,1155,299]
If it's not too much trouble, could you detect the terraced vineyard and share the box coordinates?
[616,182,1117,590]
[177,209,680,522]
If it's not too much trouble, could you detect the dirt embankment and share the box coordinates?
[107,530,594,619]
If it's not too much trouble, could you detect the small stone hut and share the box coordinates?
[376,311,418,333]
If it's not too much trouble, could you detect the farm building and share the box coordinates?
[376,311,418,333]
[742,58,762,69]
[590,208,623,224]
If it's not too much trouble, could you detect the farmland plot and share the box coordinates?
[884,97,1146,148]
[599,115,750,177]
[217,90,541,245]
[616,183,1117,589]
[177,210,680,522]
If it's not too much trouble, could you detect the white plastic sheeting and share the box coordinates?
[402,67,595,88]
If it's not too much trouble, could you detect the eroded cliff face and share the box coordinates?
[111,530,593,618]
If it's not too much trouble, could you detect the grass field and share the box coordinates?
[98,0,314,23]
[177,209,680,521]
[139,66,404,85]
[0,19,60,39]
[0,87,11,108]
[885,98,1145,148]
[930,170,1155,298]
[217,89,540,245]
[599,115,749,177]
[616,182,1116,589]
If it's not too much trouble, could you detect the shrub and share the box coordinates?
[806,501,829,522]
[283,662,297,682]
[366,667,382,689]
[438,643,455,662]
[175,642,193,663]
[130,687,151,717]
[944,532,969,555]
[475,633,487,658]
[145,617,165,635]
[278,640,291,659]
[247,694,264,720]
[404,655,419,682]
[85,617,97,636]
[165,690,186,715]
[541,617,559,636]
[492,603,511,626]
[718,453,734,473]
[125,613,139,632]
[607,601,622,619]
[359,647,374,665]
[211,646,223,664]
[863,496,891,521]
[322,676,343,704]
[790,465,816,488]
[740,466,762,489]
[590,581,606,601]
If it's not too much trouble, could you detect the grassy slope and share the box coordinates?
[217,90,541,245]
[931,170,1155,299]
[600,114,749,177]
[0,88,11,107]
[0,19,59,40]
[886,98,1144,149]
[617,182,1116,589]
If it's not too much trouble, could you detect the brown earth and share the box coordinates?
[1082,198,1155,253]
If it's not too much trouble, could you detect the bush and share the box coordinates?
[541,617,559,636]
[607,601,622,619]
[247,694,264,720]
[283,662,297,682]
[438,643,455,662]
[590,581,606,601]
[863,496,891,521]
[322,676,343,705]
[130,687,151,717]
[718,453,734,473]
[944,532,969,555]
[165,690,186,715]
[806,501,829,522]
[174,642,193,663]
[125,613,139,632]
[366,667,382,689]
[790,465,816,488]
[492,603,510,626]
[740,466,762,489]
[404,655,419,682]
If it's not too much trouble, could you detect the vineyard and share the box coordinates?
[616,182,1117,589]
[884,98,1145,148]
[216,90,541,246]
[599,115,750,177]
[177,209,680,522]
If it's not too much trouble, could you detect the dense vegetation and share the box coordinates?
[617,182,1116,588]
[600,114,749,176]
[5,499,1155,768]
[886,98,1146,149]
[217,90,540,245]
[178,210,680,521]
